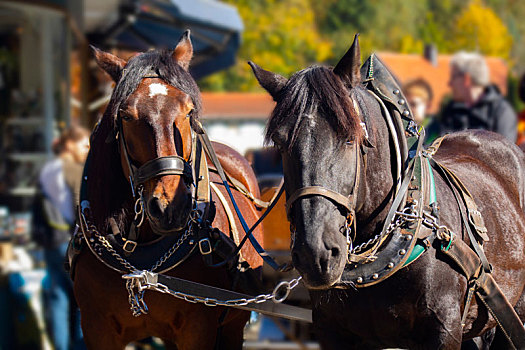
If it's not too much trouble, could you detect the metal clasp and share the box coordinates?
[272,281,291,304]
[199,238,212,255]
[123,240,137,253]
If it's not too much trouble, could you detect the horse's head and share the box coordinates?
[92,31,201,235]
[251,36,384,288]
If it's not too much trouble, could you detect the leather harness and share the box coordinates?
[66,77,306,321]
[292,54,524,348]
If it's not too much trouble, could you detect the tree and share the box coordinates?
[199,0,332,91]
[450,0,513,59]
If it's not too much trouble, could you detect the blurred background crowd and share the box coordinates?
[1,0,525,349]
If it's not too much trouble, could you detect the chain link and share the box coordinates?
[349,201,419,255]
[90,212,197,274]
[124,270,302,317]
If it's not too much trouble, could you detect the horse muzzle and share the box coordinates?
[291,240,346,289]
[146,193,193,234]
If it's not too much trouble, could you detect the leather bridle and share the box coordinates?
[117,116,194,197]
[115,104,196,249]
[285,141,363,232]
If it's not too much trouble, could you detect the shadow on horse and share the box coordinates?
[250,35,525,349]
[70,31,264,349]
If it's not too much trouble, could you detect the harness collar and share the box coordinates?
[336,54,426,287]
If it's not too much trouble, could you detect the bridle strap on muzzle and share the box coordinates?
[285,186,354,218]
[285,142,362,220]
[117,117,193,196]
[134,156,193,185]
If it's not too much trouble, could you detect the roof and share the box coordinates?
[201,92,275,121]
[378,52,509,114]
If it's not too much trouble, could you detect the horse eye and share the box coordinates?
[186,109,194,118]
[346,140,354,146]
[121,114,132,122]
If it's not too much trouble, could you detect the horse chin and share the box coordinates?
[294,260,344,290]
[300,274,341,290]
[147,210,191,236]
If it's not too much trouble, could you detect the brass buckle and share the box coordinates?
[199,238,212,255]
[123,240,137,253]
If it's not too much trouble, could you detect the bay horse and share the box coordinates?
[250,35,525,349]
[70,31,263,349]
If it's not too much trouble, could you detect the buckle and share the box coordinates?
[199,238,212,255]
[123,240,137,253]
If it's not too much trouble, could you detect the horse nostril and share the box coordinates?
[148,197,165,218]
[319,257,329,274]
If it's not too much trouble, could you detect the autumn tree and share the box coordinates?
[199,0,331,91]
[450,0,513,59]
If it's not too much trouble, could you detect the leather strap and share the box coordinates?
[135,156,191,184]
[430,158,492,273]
[441,237,525,349]
[196,128,285,271]
[285,142,361,219]
[210,181,243,262]
[286,186,354,217]
[208,183,285,269]
[209,166,273,209]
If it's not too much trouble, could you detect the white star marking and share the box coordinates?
[148,83,168,98]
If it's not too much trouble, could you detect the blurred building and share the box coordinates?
[0,0,81,214]
[0,0,244,216]
[202,92,275,155]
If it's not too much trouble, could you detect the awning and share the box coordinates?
[87,0,243,79]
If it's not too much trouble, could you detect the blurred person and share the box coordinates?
[32,125,90,350]
[403,78,440,143]
[516,73,525,147]
[440,51,517,142]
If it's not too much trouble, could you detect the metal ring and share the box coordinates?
[272,281,291,303]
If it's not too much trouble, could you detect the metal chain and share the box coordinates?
[88,210,198,273]
[123,270,302,316]
[395,205,453,242]
[86,208,304,318]
[349,201,418,255]
[126,278,148,316]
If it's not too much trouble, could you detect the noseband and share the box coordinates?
[285,141,362,225]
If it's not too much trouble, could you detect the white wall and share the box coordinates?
[204,120,266,156]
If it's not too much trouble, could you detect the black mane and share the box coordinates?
[87,48,201,232]
[265,66,363,147]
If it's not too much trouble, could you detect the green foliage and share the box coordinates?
[199,0,332,91]
[200,0,525,91]
[450,0,513,59]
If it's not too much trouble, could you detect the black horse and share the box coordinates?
[250,35,525,349]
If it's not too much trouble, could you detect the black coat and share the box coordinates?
[440,85,517,142]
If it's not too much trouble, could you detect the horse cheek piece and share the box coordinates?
[251,34,525,349]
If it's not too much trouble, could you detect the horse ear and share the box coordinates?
[248,61,287,101]
[91,46,127,82]
[172,30,193,71]
[333,34,361,87]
